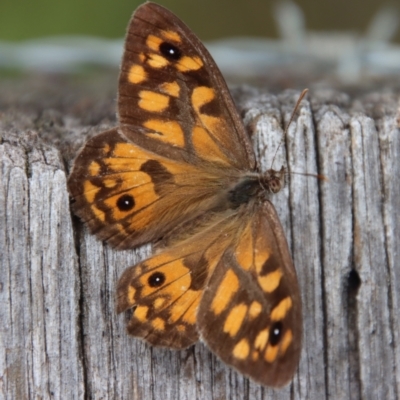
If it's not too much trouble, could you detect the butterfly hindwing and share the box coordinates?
[116,251,201,348]
[116,210,240,348]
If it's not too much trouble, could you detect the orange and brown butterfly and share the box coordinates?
[68,1,302,388]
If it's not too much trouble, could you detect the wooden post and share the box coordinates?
[1,79,399,399]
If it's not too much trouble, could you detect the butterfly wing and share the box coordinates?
[68,128,233,248]
[116,210,240,348]
[119,2,255,169]
[68,2,255,249]
[115,200,301,385]
[197,201,302,387]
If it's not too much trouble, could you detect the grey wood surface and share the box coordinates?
[1,77,399,399]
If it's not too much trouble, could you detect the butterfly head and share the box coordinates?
[260,166,286,194]
[227,166,285,210]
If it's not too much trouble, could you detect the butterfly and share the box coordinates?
[68,2,302,388]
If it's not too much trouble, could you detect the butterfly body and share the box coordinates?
[68,2,302,388]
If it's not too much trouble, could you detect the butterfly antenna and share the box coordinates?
[288,171,328,182]
[271,88,309,169]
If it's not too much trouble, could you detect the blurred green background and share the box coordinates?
[1,0,399,42]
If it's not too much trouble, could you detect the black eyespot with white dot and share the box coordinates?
[148,272,166,288]
[116,194,135,211]
[269,321,283,346]
[159,42,182,61]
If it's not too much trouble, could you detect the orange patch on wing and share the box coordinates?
[103,179,117,188]
[235,221,253,270]
[176,56,203,72]
[280,329,293,356]
[144,119,185,147]
[102,144,111,154]
[135,306,149,322]
[270,297,292,321]
[254,328,269,351]
[112,142,138,158]
[161,81,180,97]
[146,34,162,51]
[127,286,136,306]
[83,180,100,203]
[254,241,270,274]
[104,156,144,172]
[233,338,250,360]
[139,90,170,112]
[248,301,262,319]
[211,269,239,315]
[128,64,147,84]
[147,53,169,69]
[258,269,283,293]
[154,297,166,309]
[265,344,279,363]
[91,205,106,222]
[88,161,101,176]
[152,317,166,331]
[223,304,248,337]
[198,114,220,132]
[192,86,215,111]
[192,126,230,164]
[161,30,181,43]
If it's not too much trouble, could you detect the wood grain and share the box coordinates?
[1,78,399,399]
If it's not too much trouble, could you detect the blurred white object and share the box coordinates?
[273,1,400,81]
[0,36,123,73]
[0,1,399,83]
[365,5,399,43]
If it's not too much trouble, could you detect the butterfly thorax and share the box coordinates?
[228,166,285,209]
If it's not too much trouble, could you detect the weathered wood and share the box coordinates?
[1,77,399,399]
[0,129,84,399]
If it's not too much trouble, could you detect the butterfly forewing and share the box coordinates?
[118,2,255,169]
[68,2,257,249]
[69,128,235,248]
